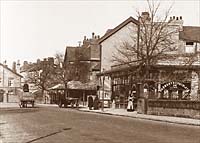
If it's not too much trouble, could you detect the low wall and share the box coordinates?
[147,99,200,119]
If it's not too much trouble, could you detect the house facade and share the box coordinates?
[0,63,23,103]
[97,13,200,113]
[64,33,101,84]
[63,33,101,103]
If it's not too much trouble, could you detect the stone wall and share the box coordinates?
[147,99,200,119]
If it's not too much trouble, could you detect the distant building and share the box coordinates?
[63,33,101,102]
[20,57,58,103]
[64,32,101,83]
[0,62,23,102]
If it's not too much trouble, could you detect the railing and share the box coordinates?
[148,99,200,110]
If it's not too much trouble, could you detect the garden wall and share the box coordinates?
[147,99,200,119]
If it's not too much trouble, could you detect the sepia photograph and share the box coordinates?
[0,0,200,143]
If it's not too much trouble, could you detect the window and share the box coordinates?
[185,42,195,53]
[8,78,14,87]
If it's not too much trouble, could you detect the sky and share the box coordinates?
[0,0,200,67]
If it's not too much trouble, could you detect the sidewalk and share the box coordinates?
[0,102,19,108]
[79,107,200,126]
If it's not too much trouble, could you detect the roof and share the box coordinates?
[0,63,23,78]
[98,16,139,44]
[64,46,91,63]
[48,83,65,90]
[97,64,200,76]
[179,26,200,43]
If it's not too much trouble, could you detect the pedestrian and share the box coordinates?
[88,95,93,110]
[93,96,99,110]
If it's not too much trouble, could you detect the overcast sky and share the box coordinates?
[0,0,199,67]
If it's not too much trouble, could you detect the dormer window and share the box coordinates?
[185,41,195,53]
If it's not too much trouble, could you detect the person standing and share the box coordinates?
[88,95,94,110]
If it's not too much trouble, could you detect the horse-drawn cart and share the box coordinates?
[19,92,35,108]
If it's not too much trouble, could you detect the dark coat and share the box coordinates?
[88,96,94,108]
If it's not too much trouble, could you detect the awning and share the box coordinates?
[48,83,65,90]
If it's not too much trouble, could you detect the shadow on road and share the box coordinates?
[25,128,72,143]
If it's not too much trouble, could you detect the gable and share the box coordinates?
[0,63,23,78]
[98,16,139,44]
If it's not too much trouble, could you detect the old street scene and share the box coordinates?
[0,1,200,143]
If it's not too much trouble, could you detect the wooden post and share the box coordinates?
[83,91,85,106]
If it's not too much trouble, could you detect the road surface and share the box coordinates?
[0,106,199,143]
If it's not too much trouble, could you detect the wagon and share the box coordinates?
[58,96,79,108]
[19,92,35,108]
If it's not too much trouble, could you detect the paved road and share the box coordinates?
[0,106,199,143]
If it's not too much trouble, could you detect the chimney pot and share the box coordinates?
[176,17,179,20]
[92,32,95,38]
[180,16,182,20]
[84,36,86,40]
[173,16,175,19]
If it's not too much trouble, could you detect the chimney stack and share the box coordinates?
[92,32,95,39]
[139,12,151,23]
[12,62,16,73]
[16,60,20,73]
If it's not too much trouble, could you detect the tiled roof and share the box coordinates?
[179,26,200,43]
[0,63,23,78]
[98,16,139,44]
[65,46,92,62]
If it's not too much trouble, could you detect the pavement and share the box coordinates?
[1,102,200,126]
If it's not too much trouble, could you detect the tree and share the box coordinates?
[54,52,66,84]
[27,60,56,101]
[113,0,180,86]
[116,1,178,70]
